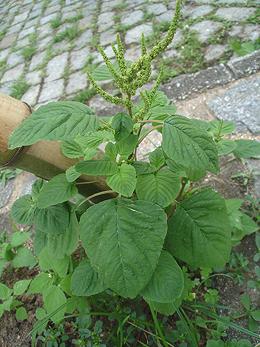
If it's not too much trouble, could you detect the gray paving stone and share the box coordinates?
[66,71,88,94]
[0,34,17,49]
[125,23,153,45]
[78,17,92,31]
[46,52,68,82]
[207,76,260,134]
[70,47,89,71]
[45,4,60,15]
[147,3,167,15]
[0,48,10,61]
[15,36,30,49]
[186,5,213,19]
[38,23,53,39]
[40,12,57,25]
[38,78,64,103]
[99,29,116,46]
[18,26,35,39]
[1,63,24,83]
[6,52,24,67]
[0,180,14,209]
[12,11,29,25]
[190,20,222,43]
[125,46,142,62]
[168,29,183,48]
[0,82,13,95]
[205,44,228,62]
[161,64,233,101]
[52,40,71,53]
[7,22,23,35]
[29,51,46,71]
[227,50,260,79]
[243,24,260,41]
[23,18,38,29]
[88,94,123,116]
[74,30,93,49]
[216,7,256,21]
[38,36,53,51]
[21,84,41,105]
[26,70,42,85]
[121,10,143,26]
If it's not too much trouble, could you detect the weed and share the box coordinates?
[10,78,30,99]
[50,16,62,29]
[54,25,80,43]
[71,88,96,103]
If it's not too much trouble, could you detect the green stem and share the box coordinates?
[76,190,115,208]
[149,303,169,347]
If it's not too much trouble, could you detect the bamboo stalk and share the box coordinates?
[0,93,113,199]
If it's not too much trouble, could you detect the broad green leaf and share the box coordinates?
[46,212,79,258]
[209,120,236,136]
[92,64,113,81]
[12,248,36,268]
[136,168,180,208]
[80,198,167,298]
[32,179,45,199]
[251,310,260,321]
[111,113,133,141]
[71,259,106,296]
[11,231,30,248]
[233,140,260,159]
[43,285,67,323]
[9,101,99,149]
[141,251,184,303]
[166,158,205,182]
[166,189,231,268]
[35,203,70,234]
[39,248,69,277]
[27,273,53,295]
[75,130,113,150]
[35,307,47,320]
[106,163,136,197]
[217,140,237,156]
[116,134,138,158]
[226,199,243,230]
[147,298,182,316]
[66,166,81,182]
[0,283,12,300]
[16,307,28,321]
[133,161,156,175]
[11,195,36,225]
[37,174,78,208]
[148,105,177,121]
[61,140,83,159]
[34,228,48,255]
[240,213,258,235]
[162,116,219,174]
[149,148,165,169]
[105,142,118,161]
[76,160,118,176]
[13,279,31,296]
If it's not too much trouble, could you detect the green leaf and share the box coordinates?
[43,285,67,323]
[75,130,113,150]
[71,259,107,296]
[66,166,81,183]
[9,101,99,149]
[39,248,69,277]
[209,120,236,136]
[149,148,165,169]
[61,140,83,159]
[251,310,260,321]
[217,140,237,156]
[80,198,167,298]
[111,113,133,141]
[105,142,118,161]
[92,64,113,81]
[147,298,182,316]
[106,163,136,197]
[233,140,260,159]
[35,307,47,320]
[12,248,36,268]
[11,231,30,248]
[11,195,36,225]
[166,158,205,182]
[136,168,180,208]
[116,134,138,158]
[35,203,70,234]
[141,251,184,303]
[0,283,12,300]
[133,161,156,175]
[240,213,258,235]
[46,212,79,258]
[166,189,231,268]
[16,307,28,321]
[13,279,31,296]
[240,293,251,310]
[162,116,219,174]
[76,160,118,176]
[27,273,53,295]
[37,174,78,208]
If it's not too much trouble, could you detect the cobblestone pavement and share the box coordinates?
[0,0,259,109]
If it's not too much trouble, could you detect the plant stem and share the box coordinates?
[138,125,163,144]
[149,303,169,347]
[167,179,187,219]
[138,119,164,124]
[77,190,115,208]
